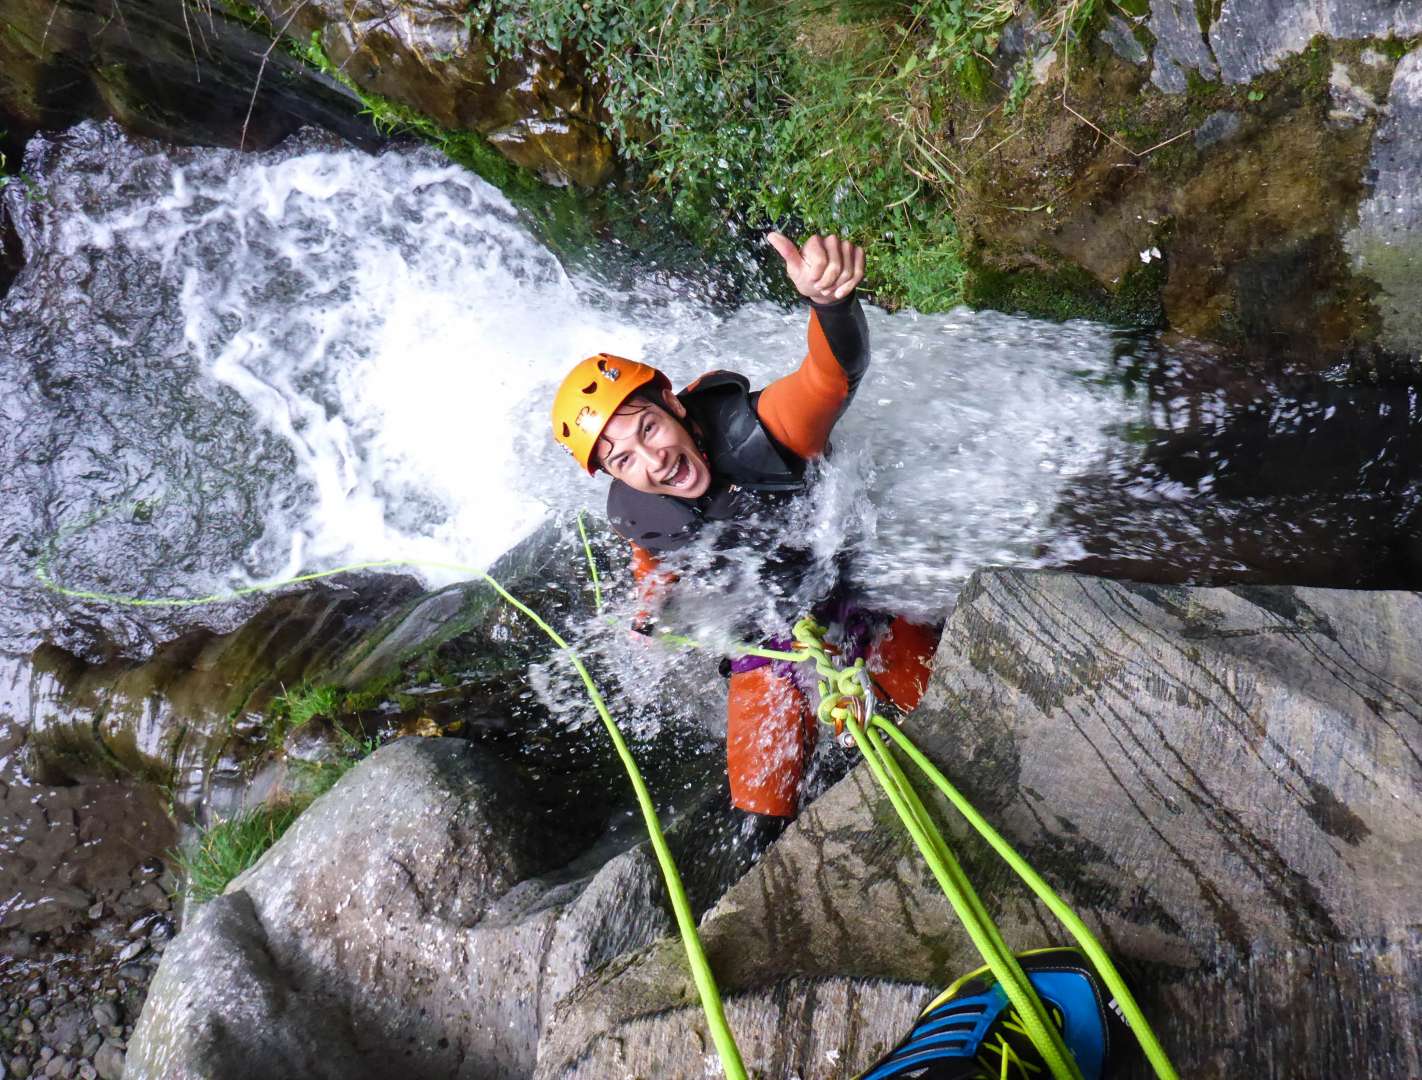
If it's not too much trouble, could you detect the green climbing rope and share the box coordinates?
[35,530,749,1080]
[790,618,1083,1080]
[39,514,1178,1080]
[575,511,604,614]
[788,617,1179,1080]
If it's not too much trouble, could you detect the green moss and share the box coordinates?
[1373,35,1420,62]
[963,255,1165,329]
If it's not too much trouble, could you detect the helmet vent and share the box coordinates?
[561,422,570,438]
[581,381,599,395]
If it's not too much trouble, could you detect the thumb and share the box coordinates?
[766,231,802,272]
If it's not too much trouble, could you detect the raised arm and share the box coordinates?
[756,233,869,459]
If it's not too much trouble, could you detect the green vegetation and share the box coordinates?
[172,800,304,903]
[219,0,1132,313]
[175,722,380,903]
[462,0,1125,309]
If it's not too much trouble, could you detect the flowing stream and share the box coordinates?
[2,119,1419,949]
[1,120,1151,660]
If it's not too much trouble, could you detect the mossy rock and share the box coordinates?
[949,26,1411,368]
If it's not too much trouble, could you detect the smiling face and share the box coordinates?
[595,388,712,498]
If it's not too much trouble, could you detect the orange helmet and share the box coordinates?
[551,354,670,474]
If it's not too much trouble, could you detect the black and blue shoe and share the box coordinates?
[856,948,1133,1079]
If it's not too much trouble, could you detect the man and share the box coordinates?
[551,231,937,818]
[549,234,1138,1079]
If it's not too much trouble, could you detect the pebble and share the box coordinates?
[42,1057,65,1079]
[115,964,146,983]
[92,1042,124,1080]
[37,1050,52,1064]
[86,903,103,921]
[10,1056,29,1079]
[89,1004,118,1031]
[77,1067,96,1080]
[22,982,43,999]
[19,1019,34,1035]
[27,1001,47,1019]
[80,1035,100,1061]
[114,941,146,964]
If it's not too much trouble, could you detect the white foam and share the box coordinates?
[34,125,1142,623]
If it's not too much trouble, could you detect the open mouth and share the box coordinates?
[661,454,692,489]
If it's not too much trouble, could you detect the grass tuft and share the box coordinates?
[171,801,304,903]
[174,724,381,903]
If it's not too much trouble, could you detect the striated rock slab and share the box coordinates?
[129,737,671,1079]
[539,570,1422,1079]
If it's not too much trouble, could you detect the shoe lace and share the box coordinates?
[972,1005,1065,1080]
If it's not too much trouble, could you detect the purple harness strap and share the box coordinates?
[727,599,883,682]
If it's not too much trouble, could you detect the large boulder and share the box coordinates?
[538,570,1422,1079]
[128,736,672,1079]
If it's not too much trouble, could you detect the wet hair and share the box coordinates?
[591,386,681,473]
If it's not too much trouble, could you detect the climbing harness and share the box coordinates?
[36,512,1178,1080]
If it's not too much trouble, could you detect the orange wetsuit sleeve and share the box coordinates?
[755,295,869,460]
[629,541,677,626]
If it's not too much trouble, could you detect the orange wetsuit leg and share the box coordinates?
[867,617,940,713]
[726,666,814,817]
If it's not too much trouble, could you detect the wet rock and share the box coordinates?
[1345,48,1422,360]
[538,571,1422,1078]
[22,573,421,816]
[8,1058,25,1080]
[1210,0,1422,84]
[130,736,670,1078]
[1148,0,1218,93]
[91,1043,122,1080]
[254,0,614,186]
[89,1004,118,1031]
[0,0,380,152]
[1100,14,1148,65]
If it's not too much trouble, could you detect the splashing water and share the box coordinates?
[0,120,1143,660]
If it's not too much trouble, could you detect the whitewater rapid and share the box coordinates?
[0,121,1142,655]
